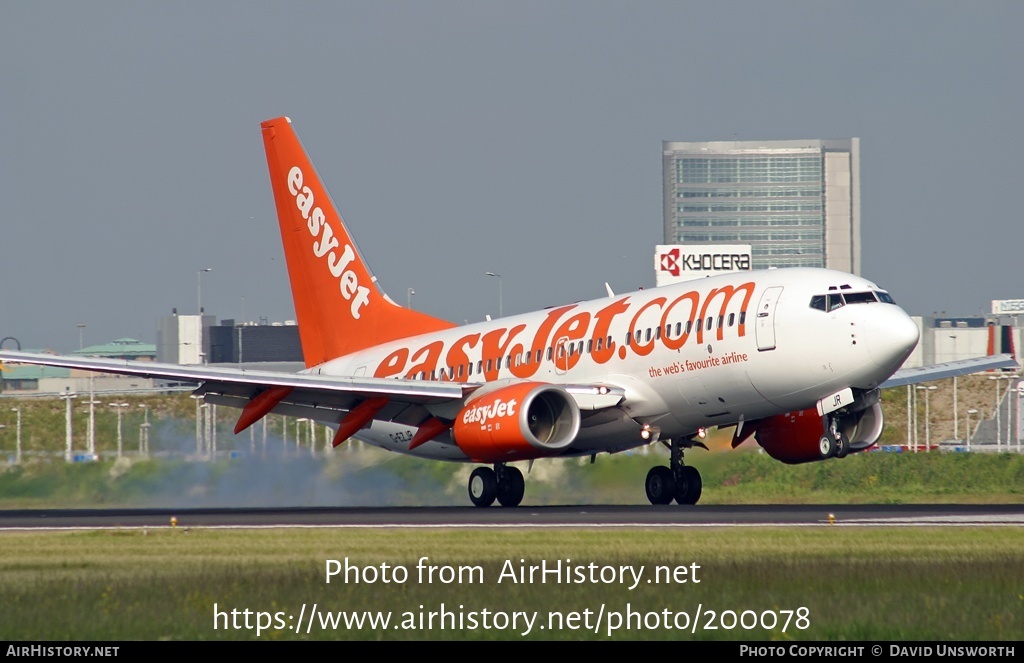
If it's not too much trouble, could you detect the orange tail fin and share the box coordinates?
[261,117,454,367]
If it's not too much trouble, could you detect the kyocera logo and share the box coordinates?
[685,253,750,271]
[463,398,519,426]
[287,166,371,319]
[659,249,681,276]
[662,252,751,272]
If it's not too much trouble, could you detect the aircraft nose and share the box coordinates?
[863,305,920,373]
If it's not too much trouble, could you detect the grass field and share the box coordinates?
[2,443,1023,508]
[1,527,1021,640]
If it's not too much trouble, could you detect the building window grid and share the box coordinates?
[675,156,823,184]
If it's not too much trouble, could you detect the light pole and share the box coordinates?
[197,268,213,314]
[990,375,1017,451]
[923,385,937,450]
[1011,381,1019,452]
[138,404,150,456]
[84,376,100,456]
[10,407,21,464]
[201,403,211,459]
[966,408,978,451]
[485,272,503,318]
[905,385,912,447]
[191,394,203,457]
[990,376,1001,450]
[61,388,76,462]
[407,288,415,309]
[296,418,308,452]
[950,335,958,441]
[1007,376,1017,454]
[109,403,130,458]
[76,323,86,350]
[917,383,925,450]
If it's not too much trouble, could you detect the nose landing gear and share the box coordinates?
[819,416,850,459]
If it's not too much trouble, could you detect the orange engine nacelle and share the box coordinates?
[754,402,884,464]
[452,382,581,463]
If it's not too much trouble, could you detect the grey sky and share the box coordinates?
[2,2,1022,352]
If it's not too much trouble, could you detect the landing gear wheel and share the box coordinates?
[468,467,497,507]
[835,433,850,459]
[818,434,835,459]
[676,466,703,505]
[496,467,525,507]
[645,466,676,505]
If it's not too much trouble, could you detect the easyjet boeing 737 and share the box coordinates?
[2,117,1016,507]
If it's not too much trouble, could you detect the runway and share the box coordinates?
[1,503,1023,530]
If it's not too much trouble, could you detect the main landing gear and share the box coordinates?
[468,463,525,508]
[818,416,850,459]
[645,437,703,505]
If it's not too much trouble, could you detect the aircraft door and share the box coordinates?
[554,336,569,375]
[755,286,784,351]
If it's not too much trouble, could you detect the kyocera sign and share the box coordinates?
[655,245,752,286]
[991,299,1024,315]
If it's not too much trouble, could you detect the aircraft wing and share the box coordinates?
[0,350,627,435]
[0,350,467,431]
[880,353,1019,388]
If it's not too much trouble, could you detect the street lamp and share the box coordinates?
[138,404,150,456]
[923,385,937,451]
[190,394,204,457]
[905,385,912,448]
[10,407,21,464]
[1011,381,1019,452]
[407,288,415,309]
[201,402,211,459]
[197,268,213,314]
[84,376,100,456]
[109,403,130,458]
[989,375,1017,451]
[914,385,936,451]
[966,408,978,451]
[914,386,925,451]
[949,335,958,441]
[485,272,503,318]
[60,388,76,462]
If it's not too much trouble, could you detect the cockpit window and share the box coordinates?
[811,290,897,311]
[844,291,877,304]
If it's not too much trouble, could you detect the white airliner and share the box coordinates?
[1,117,1016,507]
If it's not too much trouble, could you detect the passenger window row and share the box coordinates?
[407,312,747,381]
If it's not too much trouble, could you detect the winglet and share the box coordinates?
[260,117,455,367]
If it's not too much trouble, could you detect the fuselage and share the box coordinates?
[308,267,919,460]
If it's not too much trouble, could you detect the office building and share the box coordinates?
[663,139,860,274]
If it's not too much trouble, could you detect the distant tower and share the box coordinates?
[663,138,860,274]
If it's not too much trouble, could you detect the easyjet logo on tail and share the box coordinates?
[287,166,370,319]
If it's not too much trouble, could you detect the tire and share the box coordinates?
[496,466,525,508]
[645,466,676,505]
[676,466,703,505]
[835,433,850,459]
[818,434,835,459]
[468,467,497,507]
